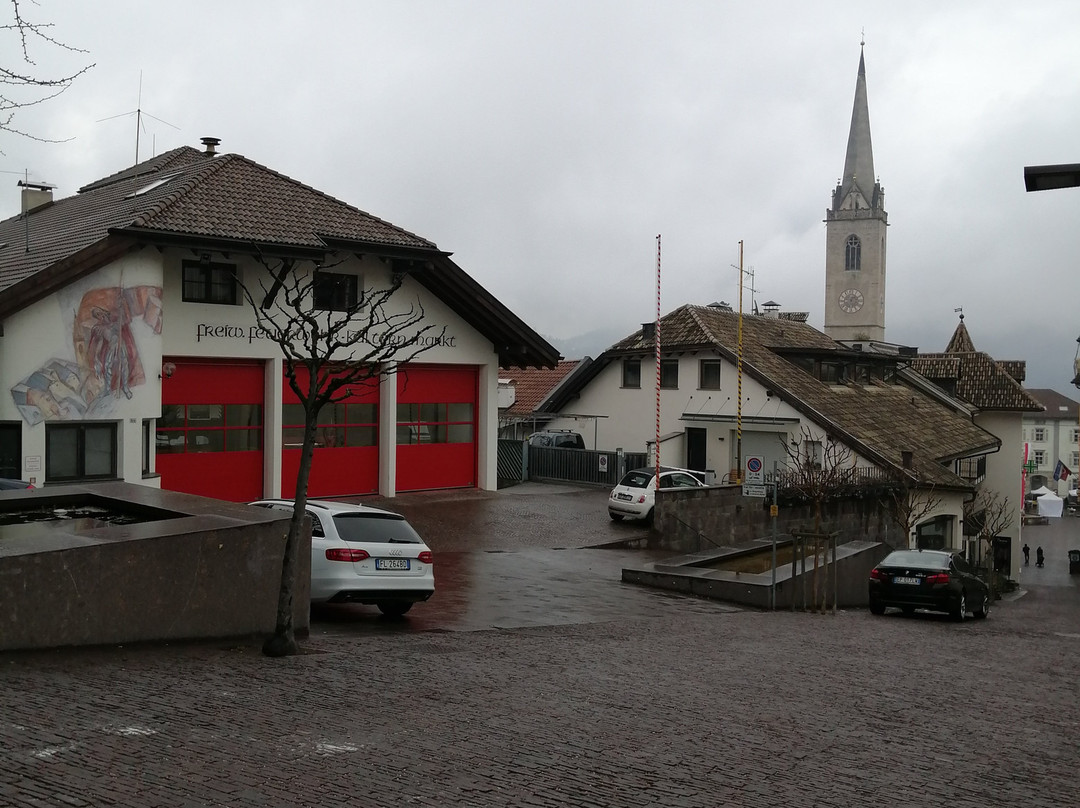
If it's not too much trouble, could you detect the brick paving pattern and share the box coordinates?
[2,485,1079,807]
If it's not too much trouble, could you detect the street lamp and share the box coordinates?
[1024,163,1080,192]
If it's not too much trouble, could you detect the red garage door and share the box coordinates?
[396,366,477,492]
[281,368,379,498]
[157,360,264,502]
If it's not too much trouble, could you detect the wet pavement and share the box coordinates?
[3,485,1080,807]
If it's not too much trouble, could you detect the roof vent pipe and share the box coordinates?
[200,137,221,156]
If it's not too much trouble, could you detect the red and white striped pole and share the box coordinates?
[655,234,662,490]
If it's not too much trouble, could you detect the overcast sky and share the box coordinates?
[4,1,1080,394]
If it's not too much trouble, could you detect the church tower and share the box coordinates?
[824,44,887,342]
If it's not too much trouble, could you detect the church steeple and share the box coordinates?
[836,44,878,211]
[824,43,888,343]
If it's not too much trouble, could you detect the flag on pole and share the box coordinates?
[1053,460,1071,481]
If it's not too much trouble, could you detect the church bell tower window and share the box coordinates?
[845,235,861,271]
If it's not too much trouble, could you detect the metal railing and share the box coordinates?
[497,439,649,487]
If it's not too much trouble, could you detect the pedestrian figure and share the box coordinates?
[1036,546,1045,568]
[1023,544,1030,565]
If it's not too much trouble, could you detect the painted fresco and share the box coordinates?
[10,285,163,425]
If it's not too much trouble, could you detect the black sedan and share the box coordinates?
[868,549,990,620]
[0,478,34,490]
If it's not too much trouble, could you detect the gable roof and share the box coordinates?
[0,146,557,369]
[549,304,1000,488]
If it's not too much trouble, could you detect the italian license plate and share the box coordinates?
[893,576,920,585]
[616,493,633,501]
[376,558,410,571]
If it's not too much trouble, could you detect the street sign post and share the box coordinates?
[745,456,764,483]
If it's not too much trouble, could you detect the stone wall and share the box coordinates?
[654,483,900,554]
[0,483,308,652]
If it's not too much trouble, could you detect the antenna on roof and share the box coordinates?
[97,71,180,164]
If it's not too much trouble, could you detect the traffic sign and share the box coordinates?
[745,456,764,483]
[742,484,768,498]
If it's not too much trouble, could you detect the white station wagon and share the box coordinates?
[249,499,435,616]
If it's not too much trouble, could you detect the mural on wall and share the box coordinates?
[10,285,163,425]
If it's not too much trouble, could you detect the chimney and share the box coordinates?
[18,180,55,214]
[200,137,221,156]
[641,322,656,342]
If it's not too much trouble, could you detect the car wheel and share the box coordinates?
[973,593,990,620]
[951,591,967,622]
[644,508,655,526]
[869,599,885,616]
[609,513,624,521]
[377,602,413,617]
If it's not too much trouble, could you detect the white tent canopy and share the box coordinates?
[1030,485,1055,497]
[1037,491,1064,517]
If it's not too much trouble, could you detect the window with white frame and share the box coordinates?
[1033,427,1046,442]
[1033,449,1046,467]
[622,358,641,389]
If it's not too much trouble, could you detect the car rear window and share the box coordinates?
[333,513,424,544]
[881,551,949,569]
[619,471,656,488]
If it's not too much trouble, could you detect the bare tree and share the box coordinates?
[882,473,942,550]
[2,0,93,143]
[242,251,446,657]
[778,427,854,611]
[964,488,1014,600]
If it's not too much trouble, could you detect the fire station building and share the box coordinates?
[0,139,557,501]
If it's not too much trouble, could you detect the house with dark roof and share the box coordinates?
[539,303,1003,555]
[1022,388,1078,497]
[908,315,1044,572]
[0,138,557,500]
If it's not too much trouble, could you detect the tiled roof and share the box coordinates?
[1026,389,1079,422]
[910,354,1042,412]
[572,304,1001,487]
[917,319,1041,412]
[0,147,434,294]
[0,145,558,369]
[997,360,1026,383]
[502,360,580,416]
[944,320,976,353]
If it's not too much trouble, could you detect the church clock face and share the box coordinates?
[838,288,864,313]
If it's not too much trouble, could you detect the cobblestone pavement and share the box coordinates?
[3,486,1080,807]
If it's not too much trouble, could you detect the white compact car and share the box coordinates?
[249,499,434,616]
[608,466,707,523]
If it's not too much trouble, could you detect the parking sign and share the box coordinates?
[746,456,764,483]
